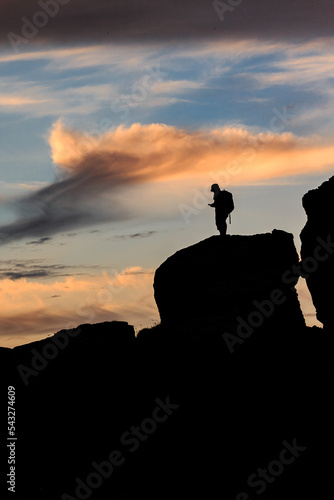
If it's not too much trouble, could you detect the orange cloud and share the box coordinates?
[0,267,157,347]
[50,120,334,187]
[1,120,333,245]
[0,95,48,106]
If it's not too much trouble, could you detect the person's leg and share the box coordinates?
[216,211,223,235]
[217,212,228,236]
[216,211,228,236]
[218,220,227,236]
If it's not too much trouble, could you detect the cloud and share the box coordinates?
[0,266,157,346]
[0,258,107,280]
[49,119,334,185]
[0,259,67,280]
[112,231,157,241]
[0,76,115,117]
[1,119,334,245]
[0,154,131,244]
[1,0,333,49]
[152,80,206,94]
[0,39,285,72]
[0,181,48,199]
[0,95,47,107]
[248,51,334,89]
[2,38,334,128]
[26,237,52,245]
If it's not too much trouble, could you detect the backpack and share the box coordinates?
[218,190,234,214]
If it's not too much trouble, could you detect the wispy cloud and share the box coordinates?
[0,181,48,196]
[26,237,52,245]
[0,95,48,107]
[0,258,110,280]
[152,80,206,94]
[1,37,334,127]
[111,231,157,241]
[0,77,116,117]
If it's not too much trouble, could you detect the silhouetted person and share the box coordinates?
[209,184,234,236]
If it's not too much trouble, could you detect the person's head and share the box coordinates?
[210,183,220,193]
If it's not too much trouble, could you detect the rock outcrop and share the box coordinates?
[154,229,305,336]
[300,176,334,331]
[3,185,334,500]
[2,317,332,499]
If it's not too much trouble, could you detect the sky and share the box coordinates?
[1,0,333,347]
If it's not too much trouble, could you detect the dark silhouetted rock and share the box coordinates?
[2,222,334,499]
[2,317,333,499]
[154,230,305,335]
[300,176,334,331]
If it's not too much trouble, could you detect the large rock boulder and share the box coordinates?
[154,230,305,334]
[300,176,334,331]
[2,236,332,499]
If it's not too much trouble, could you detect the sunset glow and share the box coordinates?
[1,1,332,345]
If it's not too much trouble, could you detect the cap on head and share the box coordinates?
[210,183,220,192]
